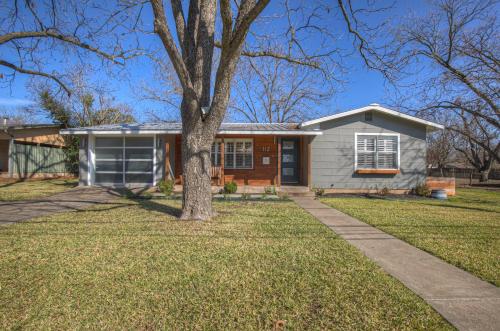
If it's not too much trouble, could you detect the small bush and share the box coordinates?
[224,181,237,194]
[158,179,175,196]
[413,183,431,197]
[264,186,276,195]
[313,187,325,197]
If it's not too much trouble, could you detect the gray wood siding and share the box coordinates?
[310,112,427,189]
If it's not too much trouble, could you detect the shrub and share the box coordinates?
[224,181,237,194]
[158,179,175,196]
[413,183,431,197]
[264,186,276,195]
[313,187,325,197]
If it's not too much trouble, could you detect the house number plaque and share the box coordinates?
[261,146,271,152]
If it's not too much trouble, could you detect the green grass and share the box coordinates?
[0,199,450,330]
[321,188,500,286]
[0,178,78,201]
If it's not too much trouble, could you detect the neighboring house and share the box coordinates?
[0,122,68,178]
[61,104,444,193]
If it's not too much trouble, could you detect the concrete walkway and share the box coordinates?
[0,187,121,225]
[292,196,500,331]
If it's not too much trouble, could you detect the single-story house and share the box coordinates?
[1,122,68,178]
[61,104,444,193]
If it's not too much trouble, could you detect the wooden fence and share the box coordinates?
[10,142,69,177]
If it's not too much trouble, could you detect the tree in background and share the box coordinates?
[427,130,454,176]
[230,56,334,123]
[36,83,135,173]
[384,0,499,180]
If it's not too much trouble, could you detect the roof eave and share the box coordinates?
[299,105,444,130]
[60,129,322,136]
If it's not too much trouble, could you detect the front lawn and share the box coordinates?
[0,178,78,201]
[321,188,500,286]
[0,199,450,329]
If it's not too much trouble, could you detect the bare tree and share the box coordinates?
[230,56,334,123]
[450,110,498,182]
[427,130,454,176]
[385,0,499,162]
[0,0,140,95]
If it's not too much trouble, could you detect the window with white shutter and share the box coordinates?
[355,134,399,170]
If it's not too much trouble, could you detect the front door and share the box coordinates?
[281,138,299,184]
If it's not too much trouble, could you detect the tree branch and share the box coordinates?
[0,30,127,65]
[0,59,71,95]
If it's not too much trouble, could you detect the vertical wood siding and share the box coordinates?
[11,142,68,176]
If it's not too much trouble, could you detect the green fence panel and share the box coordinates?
[11,143,68,176]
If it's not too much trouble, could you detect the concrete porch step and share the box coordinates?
[280,186,314,197]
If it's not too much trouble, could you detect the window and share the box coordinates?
[355,134,399,169]
[224,139,253,169]
[211,141,221,166]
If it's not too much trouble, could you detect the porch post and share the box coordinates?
[220,138,225,186]
[7,138,13,178]
[307,136,312,189]
[277,137,281,186]
[165,138,171,180]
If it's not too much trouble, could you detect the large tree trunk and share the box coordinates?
[179,97,217,220]
[479,169,489,182]
[180,129,213,220]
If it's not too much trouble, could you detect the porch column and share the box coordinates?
[220,138,225,185]
[277,137,281,186]
[7,138,13,178]
[165,139,171,180]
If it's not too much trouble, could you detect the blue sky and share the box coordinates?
[0,0,427,123]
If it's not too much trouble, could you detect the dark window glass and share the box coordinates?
[95,160,123,172]
[95,137,122,147]
[95,148,123,160]
[95,173,123,184]
[125,173,153,183]
[125,149,153,159]
[125,161,153,172]
[125,137,154,147]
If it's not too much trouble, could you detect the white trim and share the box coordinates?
[300,105,444,130]
[61,129,322,136]
[354,133,400,170]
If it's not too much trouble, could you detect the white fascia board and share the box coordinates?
[299,105,444,130]
[61,129,322,135]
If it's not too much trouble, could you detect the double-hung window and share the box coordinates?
[221,139,253,169]
[355,134,399,169]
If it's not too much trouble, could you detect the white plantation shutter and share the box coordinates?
[377,136,397,169]
[356,134,399,169]
[357,136,376,169]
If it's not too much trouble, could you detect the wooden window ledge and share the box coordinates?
[355,169,400,174]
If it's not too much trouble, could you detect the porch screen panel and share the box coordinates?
[94,137,154,185]
[124,137,154,184]
[94,137,123,184]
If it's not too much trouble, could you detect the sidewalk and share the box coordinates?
[292,196,500,331]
